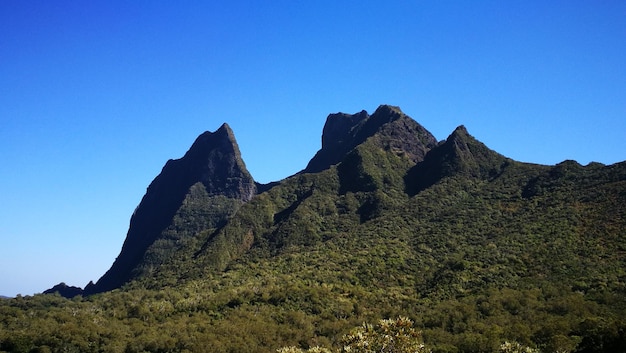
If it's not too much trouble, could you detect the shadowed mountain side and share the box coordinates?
[405,125,511,196]
[84,123,256,295]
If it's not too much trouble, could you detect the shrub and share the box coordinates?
[278,317,430,353]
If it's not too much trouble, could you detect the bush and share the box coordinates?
[278,317,430,353]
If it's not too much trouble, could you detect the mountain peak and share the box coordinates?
[304,105,436,174]
[303,110,368,174]
[405,125,509,195]
[194,122,231,138]
[321,110,369,150]
[372,104,404,116]
[216,122,236,141]
[85,124,256,295]
[452,124,468,135]
[363,104,406,132]
[184,123,237,159]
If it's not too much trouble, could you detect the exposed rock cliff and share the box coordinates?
[84,123,255,295]
[304,105,437,174]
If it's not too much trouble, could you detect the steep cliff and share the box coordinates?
[84,123,255,294]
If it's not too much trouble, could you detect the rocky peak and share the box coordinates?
[185,123,234,155]
[85,124,255,295]
[178,123,256,201]
[405,125,509,195]
[370,104,404,123]
[431,125,496,168]
[304,110,369,174]
[304,104,436,174]
[370,106,438,164]
[447,125,471,150]
[443,125,499,164]
[349,105,405,144]
[321,110,368,150]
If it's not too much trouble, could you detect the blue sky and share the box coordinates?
[1,1,624,296]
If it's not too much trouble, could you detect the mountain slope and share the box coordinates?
[84,123,256,294]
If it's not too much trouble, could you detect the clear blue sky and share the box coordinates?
[1,1,624,296]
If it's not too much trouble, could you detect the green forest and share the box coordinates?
[2,108,625,353]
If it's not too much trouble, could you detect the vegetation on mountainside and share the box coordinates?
[2,158,625,352]
[2,107,625,353]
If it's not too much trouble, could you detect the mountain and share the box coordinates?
[23,104,626,353]
[83,123,256,295]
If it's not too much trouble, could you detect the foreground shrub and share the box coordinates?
[278,317,429,353]
[499,341,539,353]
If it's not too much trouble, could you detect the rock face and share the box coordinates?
[304,105,437,174]
[303,110,369,173]
[85,123,256,295]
